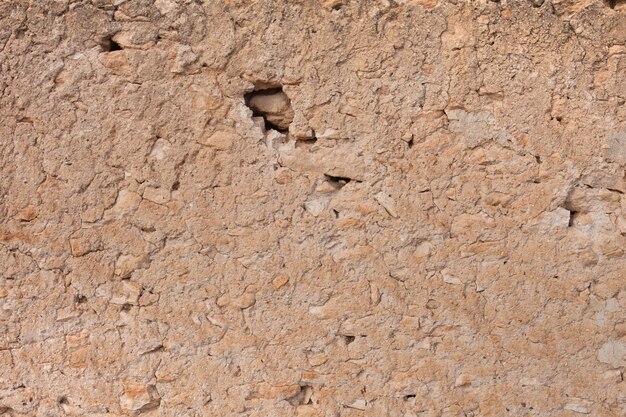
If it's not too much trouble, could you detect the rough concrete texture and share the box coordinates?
[1,0,626,416]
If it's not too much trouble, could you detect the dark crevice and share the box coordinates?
[325,174,359,189]
[74,294,87,304]
[262,119,286,132]
[244,86,293,133]
[295,137,318,148]
[109,39,122,51]
[568,210,578,227]
[340,335,356,345]
[300,385,313,405]
[287,384,314,406]
[101,35,122,52]
[339,334,367,346]
[606,0,626,9]
[142,344,164,355]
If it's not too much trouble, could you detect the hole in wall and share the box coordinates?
[340,334,356,345]
[15,27,26,39]
[299,385,314,405]
[74,294,87,304]
[244,86,294,133]
[295,137,318,148]
[325,174,353,189]
[606,0,626,10]
[100,35,122,52]
[323,0,344,11]
[568,210,578,227]
[287,384,314,406]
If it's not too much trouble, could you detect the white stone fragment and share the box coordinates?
[304,199,326,217]
[154,0,177,14]
[149,138,170,160]
[597,340,626,368]
[441,269,462,285]
[345,399,367,410]
[564,398,592,414]
[317,128,339,139]
[143,187,171,204]
[375,192,398,218]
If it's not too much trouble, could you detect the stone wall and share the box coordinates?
[1,0,625,416]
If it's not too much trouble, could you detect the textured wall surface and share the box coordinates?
[1,0,626,416]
